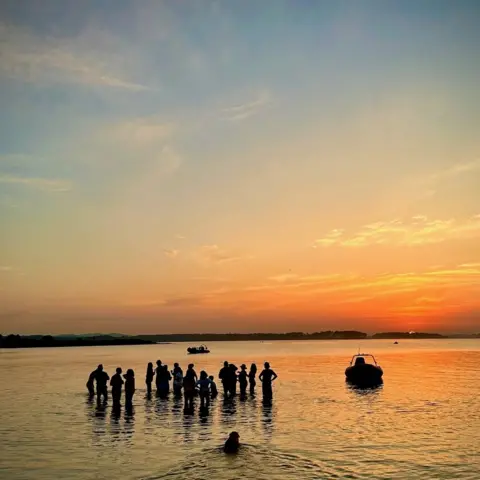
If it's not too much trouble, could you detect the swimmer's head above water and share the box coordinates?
[224,431,240,453]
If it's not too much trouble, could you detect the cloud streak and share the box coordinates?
[312,215,480,248]
[197,245,249,264]
[0,174,71,192]
[0,23,147,91]
[222,91,272,121]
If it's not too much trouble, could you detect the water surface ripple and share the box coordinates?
[1,340,479,479]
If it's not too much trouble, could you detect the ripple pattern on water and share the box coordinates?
[1,340,479,479]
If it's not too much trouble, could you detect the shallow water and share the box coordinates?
[1,339,479,479]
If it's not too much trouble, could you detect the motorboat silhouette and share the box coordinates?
[187,344,210,354]
[345,353,383,385]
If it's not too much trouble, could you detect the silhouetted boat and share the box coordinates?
[345,353,383,385]
[187,344,210,354]
[394,341,399,344]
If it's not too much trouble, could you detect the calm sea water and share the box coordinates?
[1,340,479,479]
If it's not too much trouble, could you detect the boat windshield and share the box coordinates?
[349,354,378,366]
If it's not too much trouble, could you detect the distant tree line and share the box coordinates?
[0,334,154,349]
[1,330,474,349]
[134,331,368,342]
[371,332,445,339]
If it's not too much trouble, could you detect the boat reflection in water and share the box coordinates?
[345,353,383,388]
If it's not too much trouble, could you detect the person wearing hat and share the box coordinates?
[238,364,248,396]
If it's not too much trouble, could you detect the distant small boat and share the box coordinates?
[345,353,383,386]
[394,341,399,344]
[187,344,210,354]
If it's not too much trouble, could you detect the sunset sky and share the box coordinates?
[1,1,479,334]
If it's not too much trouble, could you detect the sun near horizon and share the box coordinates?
[1,1,479,335]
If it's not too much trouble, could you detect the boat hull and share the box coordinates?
[345,364,383,385]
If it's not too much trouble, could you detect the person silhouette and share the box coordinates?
[223,431,240,453]
[183,364,197,411]
[248,363,257,395]
[228,363,238,396]
[196,370,212,408]
[209,375,218,399]
[94,364,110,403]
[157,365,172,397]
[238,364,248,396]
[218,361,230,396]
[173,365,184,396]
[145,362,154,395]
[124,369,135,410]
[155,360,162,392]
[259,362,277,400]
[86,370,96,397]
[110,367,124,406]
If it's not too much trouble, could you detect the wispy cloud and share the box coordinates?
[163,249,179,259]
[175,234,186,240]
[427,159,480,183]
[197,245,249,264]
[0,23,148,91]
[222,90,272,121]
[0,174,71,192]
[312,215,480,248]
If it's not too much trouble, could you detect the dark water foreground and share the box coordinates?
[1,340,479,479]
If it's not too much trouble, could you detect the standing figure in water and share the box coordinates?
[248,363,257,395]
[218,361,230,396]
[124,369,135,410]
[209,375,218,399]
[155,360,163,392]
[197,370,212,408]
[259,362,277,400]
[110,367,124,406]
[86,369,96,397]
[172,364,183,396]
[145,362,154,395]
[228,363,238,396]
[183,363,197,411]
[157,365,172,397]
[94,364,110,403]
[238,364,248,397]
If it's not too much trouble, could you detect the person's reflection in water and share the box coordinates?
[261,398,275,440]
[221,395,237,427]
[124,404,135,441]
[182,410,194,443]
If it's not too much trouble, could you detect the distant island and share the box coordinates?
[0,331,478,349]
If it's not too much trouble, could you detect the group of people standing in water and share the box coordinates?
[86,360,278,411]
[86,364,135,409]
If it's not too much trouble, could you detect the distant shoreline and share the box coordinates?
[1,331,478,349]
